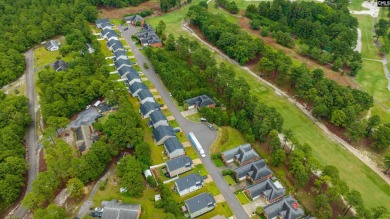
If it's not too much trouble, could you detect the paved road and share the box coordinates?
[181,21,390,185]
[119,25,250,219]
[10,49,39,219]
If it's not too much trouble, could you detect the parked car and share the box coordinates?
[124,27,128,30]
[207,124,215,131]
[200,118,207,122]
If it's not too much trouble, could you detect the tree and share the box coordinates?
[371,205,389,219]
[250,19,261,30]
[256,206,264,215]
[315,194,333,219]
[34,204,67,219]
[375,19,388,42]
[366,115,381,137]
[330,110,346,127]
[372,124,390,149]
[66,178,84,199]
[271,149,286,166]
[384,154,390,173]
[165,34,176,51]
[199,0,208,8]
[346,121,366,142]
[282,129,293,148]
[258,57,275,76]
[314,175,331,194]
[156,20,166,35]
[291,162,309,188]
[344,189,363,216]
[117,156,145,197]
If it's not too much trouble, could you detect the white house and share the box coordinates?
[175,173,204,196]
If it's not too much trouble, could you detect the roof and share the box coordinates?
[101,22,112,29]
[101,199,140,219]
[152,125,175,143]
[246,178,285,200]
[125,15,144,22]
[166,155,192,172]
[106,30,119,39]
[53,60,67,72]
[164,137,184,154]
[234,159,273,181]
[129,82,147,94]
[185,193,215,214]
[101,28,113,36]
[118,66,136,77]
[115,59,132,69]
[138,89,154,100]
[86,43,94,49]
[221,143,259,164]
[112,42,124,51]
[185,95,215,108]
[175,173,203,192]
[140,102,160,116]
[114,50,127,58]
[142,23,154,31]
[125,68,140,80]
[264,195,305,219]
[95,18,110,25]
[107,39,121,48]
[45,40,59,49]
[150,110,167,124]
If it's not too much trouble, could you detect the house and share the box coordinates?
[129,82,148,97]
[175,173,203,196]
[101,28,113,38]
[53,60,67,72]
[234,159,273,184]
[107,39,121,50]
[101,22,112,31]
[263,195,304,219]
[136,31,162,48]
[125,15,144,26]
[149,110,168,128]
[124,69,141,84]
[115,59,132,71]
[244,178,285,203]
[166,155,193,177]
[142,23,154,32]
[113,50,128,61]
[152,125,175,145]
[101,199,141,219]
[86,43,95,54]
[106,31,119,41]
[95,18,110,28]
[184,95,216,109]
[45,40,60,51]
[137,89,155,105]
[164,137,185,159]
[111,42,125,53]
[140,102,160,118]
[118,65,137,78]
[221,143,260,166]
[184,193,216,218]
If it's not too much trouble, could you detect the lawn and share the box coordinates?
[236,192,251,205]
[171,181,221,203]
[354,15,381,60]
[92,173,169,219]
[186,112,202,123]
[185,146,199,160]
[168,119,179,128]
[198,202,233,219]
[34,37,69,69]
[99,40,113,57]
[223,175,237,186]
[349,0,365,11]
[176,131,188,143]
[210,126,247,155]
[212,157,224,167]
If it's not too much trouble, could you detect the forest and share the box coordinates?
[245,0,362,75]
[0,94,31,211]
[145,35,388,219]
[94,0,149,7]
[215,0,239,14]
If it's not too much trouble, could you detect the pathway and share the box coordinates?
[119,25,250,219]
[181,21,390,185]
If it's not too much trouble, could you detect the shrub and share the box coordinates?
[98,178,108,190]
[147,176,157,187]
[143,62,149,69]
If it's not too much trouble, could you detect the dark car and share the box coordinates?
[207,124,215,131]
[124,27,129,30]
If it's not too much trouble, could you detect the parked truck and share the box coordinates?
[188,132,206,157]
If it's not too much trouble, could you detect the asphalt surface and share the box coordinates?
[67,107,100,129]
[11,49,39,218]
[119,25,250,219]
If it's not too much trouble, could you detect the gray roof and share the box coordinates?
[95,18,110,25]
[115,59,132,69]
[129,82,147,94]
[45,40,59,49]
[185,193,215,214]
[234,159,273,181]
[125,15,144,22]
[246,178,285,201]
[101,22,112,29]
[138,89,154,100]
[118,66,136,77]
[125,69,140,80]
[152,125,175,143]
[107,39,121,48]
[150,110,167,124]
[164,137,184,154]
[112,42,124,51]
[185,95,215,108]
[101,199,140,219]
[166,155,192,172]
[142,23,154,31]
[140,102,160,116]
[114,49,127,58]
[264,195,304,219]
[221,143,259,164]
[175,173,203,192]
[106,31,118,39]
[53,60,67,72]
[101,28,113,37]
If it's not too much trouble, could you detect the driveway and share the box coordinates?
[119,25,250,219]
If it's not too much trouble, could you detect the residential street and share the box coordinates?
[119,25,250,219]
[9,49,39,219]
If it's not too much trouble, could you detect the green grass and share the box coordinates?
[349,0,365,11]
[354,15,381,60]
[223,175,237,186]
[186,113,202,123]
[185,146,199,160]
[99,40,113,57]
[356,61,390,109]
[210,126,247,155]
[172,181,221,203]
[236,192,250,205]
[198,202,233,219]
[162,108,172,116]
[92,173,169,219]
[169,119,179,128]
[156,165,171,181]
[34,37,69,69]
[176,131,188,143]
[212,158,224,167]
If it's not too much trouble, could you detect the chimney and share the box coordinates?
[292,202,299,209]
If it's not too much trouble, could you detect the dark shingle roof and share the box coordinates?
[166,155,192,172]
[101,22,112,29]
[152,125,175,143]
[129,82,147,95]
[164,137,184,154]
[125,68,140,80]
[106,31,118,39]
[140,102,160,117]
[118,66,134,77]
[150,110,167,124]
[45,40,59,50]
[101,28,112,37]
[107,39,121,48]
[221,143,259,164]
[112,42,124,51]
[53,60,67,72]
[234,159,273,181]
[115,59,132,69]
[184,95,215,108]
[246,178,285,201]
[125,15,144,22]
[114,50,127,59]
[101,199,140,219]
[264,195,304,219]
[138,89,154,100]
[95,18,110,26]
[175,173,203,192]
[185,193,215,215]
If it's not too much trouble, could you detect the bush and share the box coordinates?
[147,176,157,187]
[143,62,149,69]
[211,154,221,159]
[250,19,261,30]
[222,169,233,176]
[98,178,108,190]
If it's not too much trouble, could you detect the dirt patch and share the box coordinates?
[214,194,226,203]
[204,175,213,183]
[166,115,175,121]
[182,141,191,147]
[38,148,47,172]
[192,158,202,165]
[98,2,160,19]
